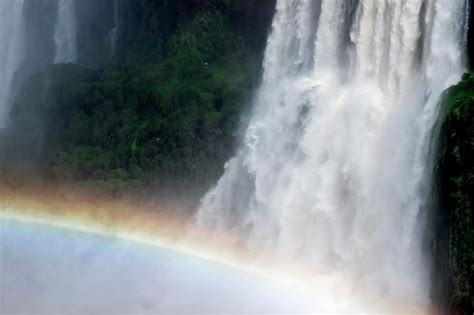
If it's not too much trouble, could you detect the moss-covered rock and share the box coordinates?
[438,73,474,313]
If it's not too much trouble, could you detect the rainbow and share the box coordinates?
[0,180,436,314]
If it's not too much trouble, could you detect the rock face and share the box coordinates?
[118,0,276,58]
[469,0,474,70]
[1,0,277,201]
[437,74,474,314]
[74,0,117,66]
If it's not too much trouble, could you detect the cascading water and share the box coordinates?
[54,0,77,64]
[198,0,468,309]
[0,0,26,128]
[0,0,79,128]
[109,0,120,57]
[0,0,119,165]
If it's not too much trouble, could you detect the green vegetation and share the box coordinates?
[11,11,262,198]
[438,73,474,313]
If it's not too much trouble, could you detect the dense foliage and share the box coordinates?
[438,73,474,313]
[119,0,274,64]
[10,10,265,200]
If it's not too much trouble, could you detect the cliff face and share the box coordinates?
[437,74,474,314]
[3,0,277,202]
[118,0,275,60]
[75,0,117,66]
[438,3,473,313]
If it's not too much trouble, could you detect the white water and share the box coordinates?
[198,0,468,309]
[109,0,120,57]
[54,0,77,64]
[0,0,26,128]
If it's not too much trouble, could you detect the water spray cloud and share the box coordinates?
[0,182,438,314]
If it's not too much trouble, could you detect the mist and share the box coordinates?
[0,218,322,314]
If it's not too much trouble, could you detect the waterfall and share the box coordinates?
[0,0,118,130]
[109,0,120,57]
[54,0,77,64]
[0,0,26,128]
[198,0,468,308]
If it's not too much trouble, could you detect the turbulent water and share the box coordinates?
[54,0,77,64]
[0,0,26,127]
[198,0,468,308]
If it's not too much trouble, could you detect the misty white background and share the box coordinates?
[0,218,320,314]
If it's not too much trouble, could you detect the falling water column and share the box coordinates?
[54,0,77,64]
[197,0,468,310]
[0,0,26,128]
